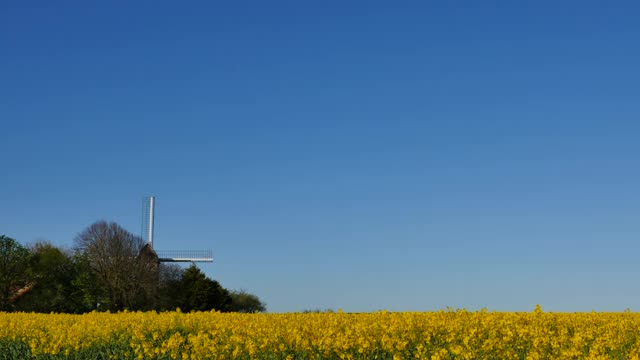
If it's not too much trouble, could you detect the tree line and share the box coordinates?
[0,221,265,313]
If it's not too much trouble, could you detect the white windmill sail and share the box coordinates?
[141,196,213,263]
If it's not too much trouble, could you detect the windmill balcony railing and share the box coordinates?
[155,249,213,262]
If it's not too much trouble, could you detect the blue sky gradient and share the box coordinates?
[2,1,640,312]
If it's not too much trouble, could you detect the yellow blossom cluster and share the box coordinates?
[1,308,640,359]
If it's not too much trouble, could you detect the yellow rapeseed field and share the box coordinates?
[1,308,640,359]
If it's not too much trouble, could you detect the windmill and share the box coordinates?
[141,196,213,263]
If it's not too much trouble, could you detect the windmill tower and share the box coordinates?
[141,196,213,263]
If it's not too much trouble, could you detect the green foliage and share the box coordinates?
[14,242,77,313]
[0,235,31,311]
[177,265,231,312]
[156,263,184,311]
[301,308,335,313]
[229,290,266,313]
[68,253,109,313]
[0,339,31,359]
[157,265,266,313]
[0,223,264,314]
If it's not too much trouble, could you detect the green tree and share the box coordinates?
[0,235,31,311]
[156,263,184,311]
[178,265,231,312]
[68,253,109,312]
[14,242,76,313]
[229,290,266,313]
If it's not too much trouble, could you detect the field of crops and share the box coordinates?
[2,308,640,359]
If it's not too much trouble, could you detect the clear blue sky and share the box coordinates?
[2,1,639,313]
